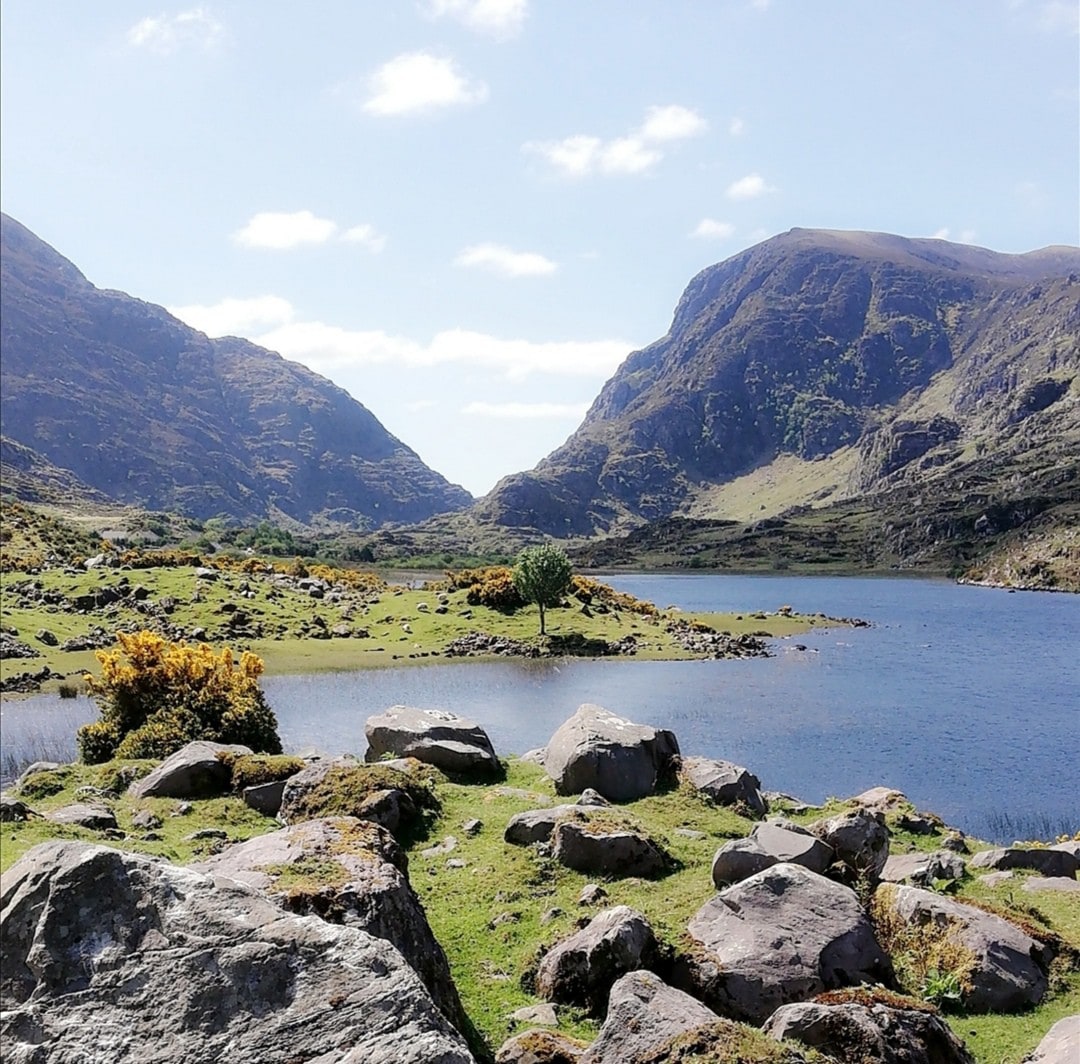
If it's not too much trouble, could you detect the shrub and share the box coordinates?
[77,631,282,764]
[466,567,525,611]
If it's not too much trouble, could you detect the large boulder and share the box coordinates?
[535,906,657,1014]
[543,704,679,802]
[685,863,892,1023]
[680,756,766,817]
[970,847,1077,879]
[128,740,253,799]
[711,821,834,887]
[580,971,721,1064]
[365,705,499,776]
[1024,1015,1080,1064]
[43,803,117,830]
[191,816,466,1032]
[0,841,474,1063]
[763,999,975,1064]
[878,884,1054,1011]
[552,820,671,879]
[505,805,603,846]
[810,809,890,882]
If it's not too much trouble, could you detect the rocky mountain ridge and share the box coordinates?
[0,213,471,528]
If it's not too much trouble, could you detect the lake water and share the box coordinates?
[3,574,1077,842]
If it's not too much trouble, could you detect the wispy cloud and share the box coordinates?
[524,104,707,178]
[930,228,978,244]
[455,243,557,277]
[363,52,488,116]
[725,172,776,199]
[127,7,223,54]
[691,219,736,240]
[167,298,633,381]
[427,0,528,38]
[1011,0,1080,34]
[231,211,385,251]
[461,401,589,419]
[729,117,745,136]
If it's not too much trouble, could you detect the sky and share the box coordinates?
[2,2,1078,498]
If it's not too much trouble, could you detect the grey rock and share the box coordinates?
[191,816,466,1032]
[130,810,162,830]
[578,884,608,906]
[553,820,670,879]
[505,805,601,846]
[980,871,1016,887]
[242,779,286,816]
[34,628,58,646]
[510,1004,558,1027]
[128,740,253,800]
[970,847,1077,879]
[496,1029,587,1064]
[850,786,908,812]
[681,755,766,816]
[1024,1014,1080,1064]
[686,863,892,1023]
[542,704,679,802]
[365,705,499,776]
[463,818,483,836]
[942,831,969,853]
[810,808,890,881]
[519,747,546,765]
[763,1000,975,1064]
[711,821,834,886]
[536,906,657,1014]
[277,758,413,832]
[580,971,720,1064]
[15,762,63,791]
[882,850,966,886]
[1051,841,1080,860]
[0,841,474,1063]
[1022,877,1080,893]
[44,803,116,830]
[882,884,1054,1011]
[576,788,609,807]
[0,797,37,822]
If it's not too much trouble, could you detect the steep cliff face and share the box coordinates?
[0,214,471,526]
[476,229,1079,536]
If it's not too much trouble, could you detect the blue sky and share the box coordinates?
[2,1,1078,497]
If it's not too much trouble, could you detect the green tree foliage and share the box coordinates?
[77,631,282,763]
[512,544,573,635]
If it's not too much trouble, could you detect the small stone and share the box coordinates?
[675,827,707,839]
[446,858,467,869]
[462,818,483,836]
[489,912,521,929]
[578,883,608,906]
[540,907,564,925]
[509,1003,558,1027]
[185,828,228,841]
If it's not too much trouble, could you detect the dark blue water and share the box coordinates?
[4,575,1077,841]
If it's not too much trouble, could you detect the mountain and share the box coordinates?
[0,213,471,528]
[476,229,1080,552]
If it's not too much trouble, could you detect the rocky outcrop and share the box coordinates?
[711,821,834,887]
[542,704,679,801]
[365,705,500,777]
[0,841,474,1063]
[191,816,466,1032]
[680,756,767,816]
[878,884,1054,1011]
[128,740,252,799]
[685,863,892,1023]
[763,999,975,1064]
[535,906,657,1014]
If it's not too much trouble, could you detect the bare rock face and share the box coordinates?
[880,884,1054,1012]
[1024,1015,1080,1064]
[763,1000,975,1064]
[190,816,466,1032]
[810,808,891,882]
[552,819,671,879]
[686,863,892,1023]
[680,756,767,817]
[365,705,500,777]
[579,971,721,1064]
[0,841,474,1063]
[128,740,253,800]
[535,906,657,1014]
[542,704,679,802]
[711,821,834,887]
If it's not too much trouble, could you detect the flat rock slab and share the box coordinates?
[763,1000,975,1064]
[882,850,966,885]
[0,840,474,1063]
[128,740,253,799]
[365,705,499,775]
[881,884,1054,1012]
[543,704,679,802]
[681,756,766,817]
[43,803,117,830]
[1022,877,1080,894]
[711,821,833,887]
[687,863,891,1023]
[1024,1014,1080,1064]
[970,847,1077,879]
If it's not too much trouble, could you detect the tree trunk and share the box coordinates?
[539,603,546,635]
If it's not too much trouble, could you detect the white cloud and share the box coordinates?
[340,224,387,253]
[127,7,223,54]
[168,295,295,336]
[729,117,745,136]
[931,227,951,240]
[725,172,776,199]
[455,243,557,277]
[525,104,706,178]
[233,210,337,249]
[461,401,589,420]
[691,219,736,240]
[363,52,488,116]
[427,0,528,37]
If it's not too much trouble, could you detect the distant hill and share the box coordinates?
[476,229,1080,566]
[0,213,471,528]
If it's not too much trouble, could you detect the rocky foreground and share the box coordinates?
[2,705,1078,1063]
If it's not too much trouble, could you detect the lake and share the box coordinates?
[3,574,1077,842]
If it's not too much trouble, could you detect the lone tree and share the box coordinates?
[512,544,573,636]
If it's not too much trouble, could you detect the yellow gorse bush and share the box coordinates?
[78,631,281,763]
